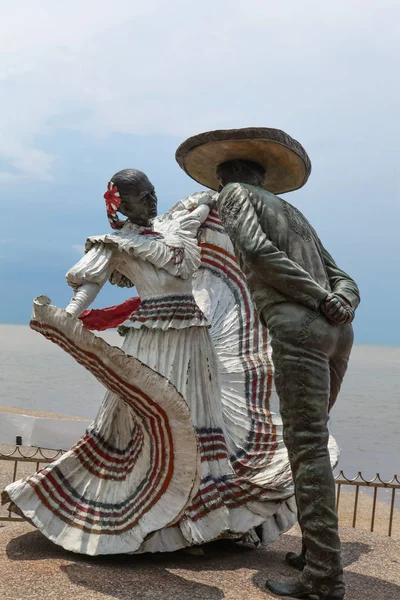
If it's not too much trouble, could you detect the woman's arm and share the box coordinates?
[65,283,101,317]
[64,243,114,317]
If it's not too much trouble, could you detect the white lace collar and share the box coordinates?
[121,221,154,234]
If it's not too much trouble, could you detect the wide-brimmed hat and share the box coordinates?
[175,127,311,194]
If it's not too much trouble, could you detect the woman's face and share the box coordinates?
[118,184,158,226]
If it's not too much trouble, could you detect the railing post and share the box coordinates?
[389,489,396,537]
[371,486,378,533]
[352,486,360,529]
[336,482,341,512]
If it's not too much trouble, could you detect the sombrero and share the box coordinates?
[175,127,311,194]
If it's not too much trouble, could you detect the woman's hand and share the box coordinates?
[196,192,216,208]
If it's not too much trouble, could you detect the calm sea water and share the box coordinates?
[1,324,399,486]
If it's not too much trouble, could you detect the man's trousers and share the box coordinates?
[263,302,353,596]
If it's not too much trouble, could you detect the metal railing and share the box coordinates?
[1,447,399,536]
[335,470,400,537]
[0,446,64,522]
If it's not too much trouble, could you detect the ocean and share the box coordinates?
[1,324,399,486]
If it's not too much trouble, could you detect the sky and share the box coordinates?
[0,0,399,345]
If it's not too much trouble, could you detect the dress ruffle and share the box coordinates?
[4,297,200,555]
[84,213,204,283]
[120,294,209,331]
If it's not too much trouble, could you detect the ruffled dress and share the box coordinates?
[4,208,215,553]
[3,200,326,555]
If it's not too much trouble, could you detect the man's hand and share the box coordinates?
[321,293,354,325]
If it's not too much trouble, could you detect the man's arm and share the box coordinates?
[317,241,360,310]
[218,183,329,312]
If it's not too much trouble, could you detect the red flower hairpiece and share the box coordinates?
[104,181,122,229]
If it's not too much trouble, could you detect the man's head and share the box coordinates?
[176,127,311,194]
[216,159,266,190]
[111,168,158,227]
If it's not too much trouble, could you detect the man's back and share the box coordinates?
[218,182,359,318]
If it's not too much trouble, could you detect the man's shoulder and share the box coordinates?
[218,184,251,217]
[219,182,248,197]
[219,184,282,222]
[219,182,278,200]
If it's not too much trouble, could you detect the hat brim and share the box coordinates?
[175,128,311,194]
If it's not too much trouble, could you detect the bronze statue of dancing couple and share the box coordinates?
[3,127,359,600]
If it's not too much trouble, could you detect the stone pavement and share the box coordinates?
[0,522,399,600]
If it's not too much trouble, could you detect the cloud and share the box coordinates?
[0,0,399,180]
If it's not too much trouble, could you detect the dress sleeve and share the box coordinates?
[86,221,203,281]
[65,243,114,317]
[66,243,114,289]
[137,219,204,280]
[218,183,329,311]
[174,204,211,233]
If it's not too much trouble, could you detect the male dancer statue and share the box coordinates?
[176,128,360,600]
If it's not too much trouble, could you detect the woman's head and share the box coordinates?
[104,169,158,229]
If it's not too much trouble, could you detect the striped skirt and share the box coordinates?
[3,297,297,555]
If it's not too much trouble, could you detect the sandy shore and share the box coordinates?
[0,405,90,421]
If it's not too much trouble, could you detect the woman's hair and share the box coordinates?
[110,169,153,199]
[104,169,154,230]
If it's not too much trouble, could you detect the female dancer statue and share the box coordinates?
[3,168,318,555]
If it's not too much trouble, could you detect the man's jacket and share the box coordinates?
[218,183,360,319]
